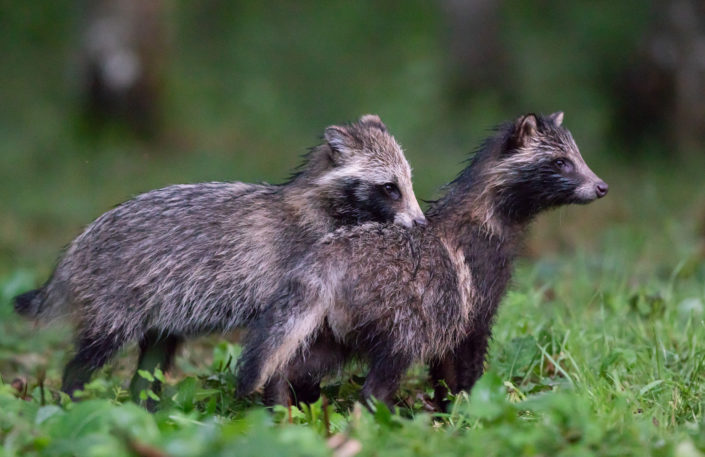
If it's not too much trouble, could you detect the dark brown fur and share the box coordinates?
[236,112,608,408]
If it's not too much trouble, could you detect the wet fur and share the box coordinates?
[14,115,424,396]
[237,113,608,408]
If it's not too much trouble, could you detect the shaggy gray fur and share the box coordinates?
[15,114,424,395]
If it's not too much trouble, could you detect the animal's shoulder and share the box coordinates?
[315,223,445,270]
[320,222,423,247]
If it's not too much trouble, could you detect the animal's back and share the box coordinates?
[42,181,297,338]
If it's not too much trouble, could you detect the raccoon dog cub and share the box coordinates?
[14,115,425,397]
[236,112,608,408]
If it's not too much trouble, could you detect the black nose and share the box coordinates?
[413,217,427,227]
[595,181,609,198]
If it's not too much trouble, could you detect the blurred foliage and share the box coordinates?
[3,0,700,274]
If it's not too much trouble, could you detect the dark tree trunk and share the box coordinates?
[614,0,705,156]
[439,0,510,108]
[80,0,167,138]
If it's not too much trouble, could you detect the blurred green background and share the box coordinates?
[1,0,704,278]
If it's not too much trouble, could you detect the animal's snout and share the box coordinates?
[413,217,427,227]
[595,181,609,198]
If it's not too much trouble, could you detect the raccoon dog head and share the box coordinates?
[316,114,425,228]
[488,112,608,222]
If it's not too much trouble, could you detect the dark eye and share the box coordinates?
[382,183,401,200]
[554,158,573,172]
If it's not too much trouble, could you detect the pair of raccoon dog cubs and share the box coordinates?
[15,112,608,410]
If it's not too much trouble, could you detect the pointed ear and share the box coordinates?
[513,114,537,147]
[549,111,564,127]
[359,114,387,132]
[324,125,360,165]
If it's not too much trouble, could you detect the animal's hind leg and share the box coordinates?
[129,330,183,405]
[61,333,124,397]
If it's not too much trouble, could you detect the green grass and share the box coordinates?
[3,162,705,456]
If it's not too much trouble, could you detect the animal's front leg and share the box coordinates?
[263,369,321,407]
[429,354,458,410]
[236,281,327,397]
[264,328,347,407]
[453,323,492,393]
[361,343,413,411]
[429,323,492,409]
